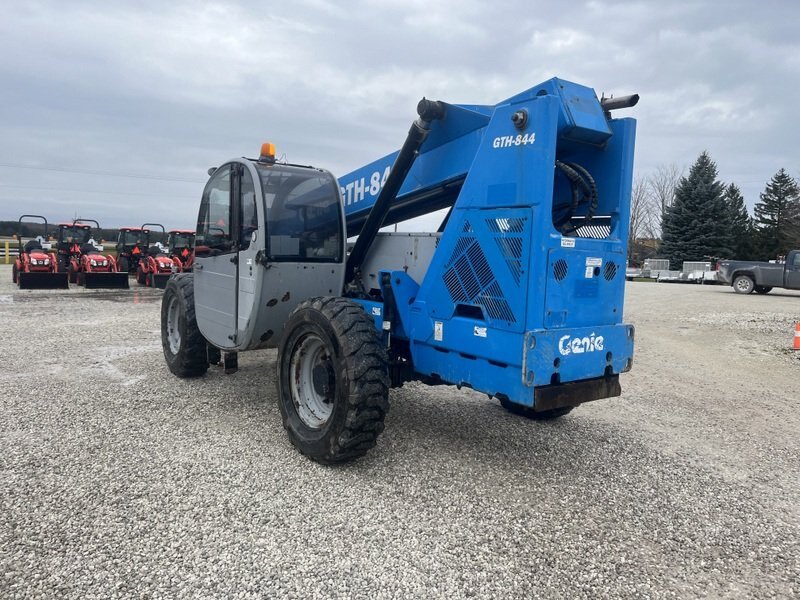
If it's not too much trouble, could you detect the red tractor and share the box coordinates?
[168,229,195,272]
[135,223,180,289]
[12,215,68,289]
[115,226,150,274]
[56,219,129,289]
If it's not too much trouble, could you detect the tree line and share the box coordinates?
[628,152,800,269]
[0,221,120,242]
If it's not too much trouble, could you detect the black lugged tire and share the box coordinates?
[119,256,129,274]
[278,297,390,464]
[12,263,18,284]
[161,273,208,377]
[754,286,772,294]
[500,397,574,420]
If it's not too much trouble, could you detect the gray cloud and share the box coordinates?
[0,0,797,229]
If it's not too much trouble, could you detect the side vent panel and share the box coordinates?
[438,211,531,328]
[553,258,568,282]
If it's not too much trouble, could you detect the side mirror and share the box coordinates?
[207,167,217,176]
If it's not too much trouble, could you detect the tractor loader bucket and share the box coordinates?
[18,272,69,290]
[82,272,130,289]
[151,273,172,289]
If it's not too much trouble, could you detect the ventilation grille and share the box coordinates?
[486,217,525,234]
[604,261,618,281]
[574,224,611,239]
[553,259,568,281]
[443,238,514,323]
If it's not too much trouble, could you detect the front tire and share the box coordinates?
[136,266,146,285]
[278,297,390,464]
[733,275,754,294]
[754,286,772,294]
[12,263,18,284]
[161,274,208,377]
[119,256,129,273]
[500,397,574,420]
[68,264,78,284]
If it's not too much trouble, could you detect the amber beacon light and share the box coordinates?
[259,142,276,162]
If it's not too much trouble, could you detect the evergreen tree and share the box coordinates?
[753,169,800,259]
[660,151,731,269]
[723,183,754,259]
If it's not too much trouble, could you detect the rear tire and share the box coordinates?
[500,397,574,420]
[733,275,754,294]
[754,286,772,294]
[277,297,390,464]
[161,274,208,377]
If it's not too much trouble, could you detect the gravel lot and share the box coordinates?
[1,265,798,599]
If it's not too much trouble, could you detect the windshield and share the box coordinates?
[61,226,90,244]
[119,230,145,246]
[256,164,342,262]
[170,233,194,249]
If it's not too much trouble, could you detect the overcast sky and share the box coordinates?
[1,0,798,231]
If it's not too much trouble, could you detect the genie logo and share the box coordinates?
[558,333,604,356]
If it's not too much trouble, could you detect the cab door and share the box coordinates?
[194,163,245,349]
[785,251,800,289]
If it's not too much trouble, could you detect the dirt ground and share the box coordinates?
[1,266,798,598]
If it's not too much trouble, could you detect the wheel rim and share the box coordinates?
[736,278,751,292]
[166,295,182,355]
[290,334,335,429]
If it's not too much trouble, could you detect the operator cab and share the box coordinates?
[169,230,194,251]
[117,227,148,250]
[193,143,346,351]
[58,224,91,248]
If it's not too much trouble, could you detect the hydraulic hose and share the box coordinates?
[554,161,598,233]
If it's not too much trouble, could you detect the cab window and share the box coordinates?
[257,164,342,262]
[240,169,258,249]
[196,166,234,255]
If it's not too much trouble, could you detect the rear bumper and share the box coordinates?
[534,375,621,411]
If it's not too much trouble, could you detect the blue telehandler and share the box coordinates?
[160,77,638,463]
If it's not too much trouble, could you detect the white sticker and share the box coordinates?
[561,238,575,248]
[434,321,443,342]
[586,257,602,267]
[585,266,594,278]
[371,307,381,316]
[473,326,487,338]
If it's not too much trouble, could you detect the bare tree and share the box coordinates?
[627,175,661,265]
[629,176,654,241]
[648,163,684,235]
